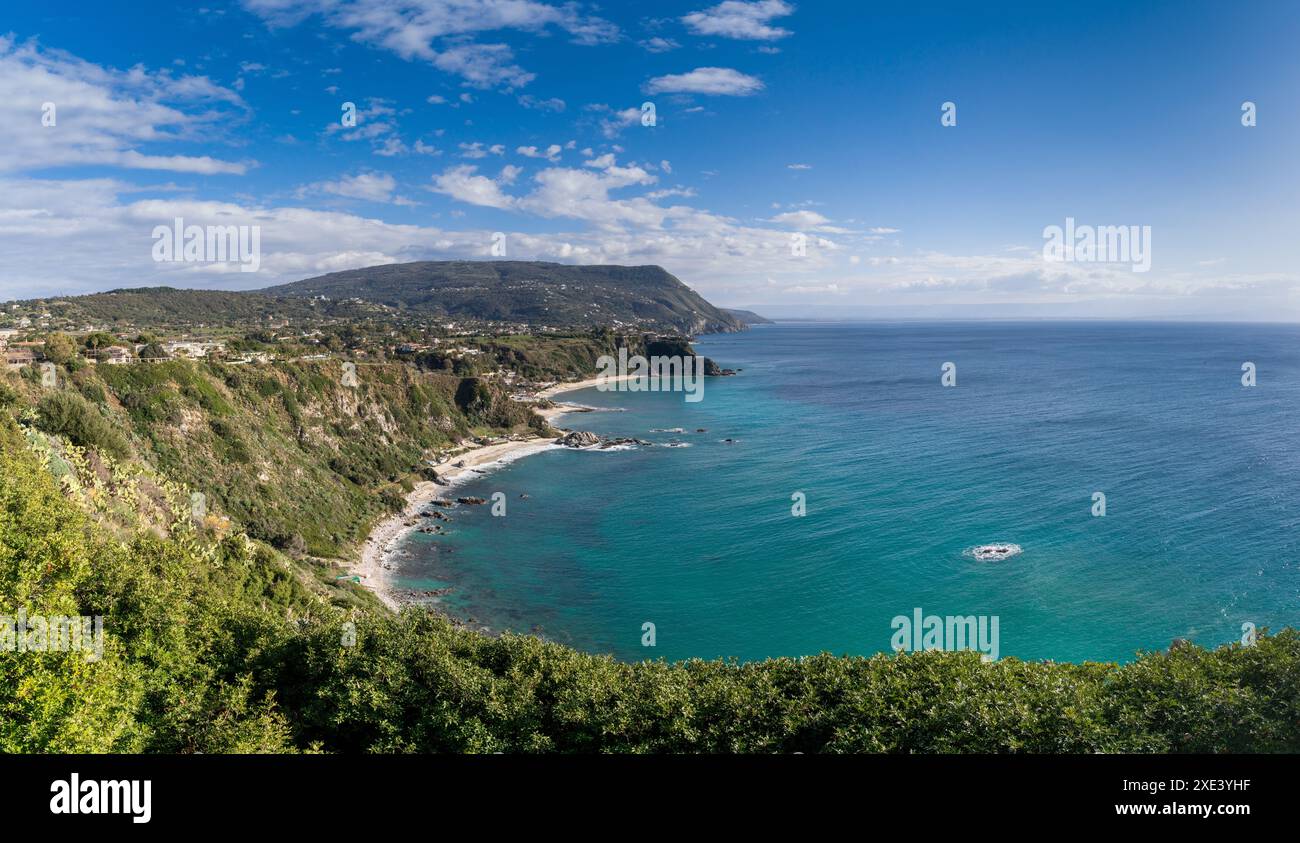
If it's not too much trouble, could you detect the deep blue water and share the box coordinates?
[391,322,1300,663]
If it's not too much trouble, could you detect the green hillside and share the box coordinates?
[262,261,746,335]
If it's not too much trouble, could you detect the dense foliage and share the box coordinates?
[35,391,131,460]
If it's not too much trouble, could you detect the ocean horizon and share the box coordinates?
[388,320,1300,664]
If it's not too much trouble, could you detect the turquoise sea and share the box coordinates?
[390,322,1300,664]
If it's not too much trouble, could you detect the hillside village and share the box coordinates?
[3,299,563,377]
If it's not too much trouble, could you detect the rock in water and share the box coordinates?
[967,543,1023,562]
[557,430,602,448]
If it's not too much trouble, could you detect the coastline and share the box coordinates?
[535,372,644,400]
[353,376,614,608]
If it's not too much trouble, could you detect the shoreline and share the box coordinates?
[353,377,614,608]
[535,372,643,400]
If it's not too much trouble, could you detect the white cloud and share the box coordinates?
[0,177,454,296]
[458,141,505,159]
[323,97,419,156]
[517,94,566,112]
[682,1,795,41]
[601,107,643,138]
[770,210,830,228]
[241,0,619,88]
[432,42,534,89]
[646,187,697,200]
[0,36,249,176]
[518,144,563,162]
[583,104,644,138]
[307,171,400,202]
[784,283,840,294]
[644,67,764,96]
[639,37,681,53]
[430,164,517,209]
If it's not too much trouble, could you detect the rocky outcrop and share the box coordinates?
[556,430,652,449]
[556,430,601,448]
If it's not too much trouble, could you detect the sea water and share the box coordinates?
[390,321,1300,664]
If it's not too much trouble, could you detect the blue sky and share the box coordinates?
[2,0,1298,318]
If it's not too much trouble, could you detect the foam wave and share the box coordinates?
[437,443,560,488]
[964,543,1023,562]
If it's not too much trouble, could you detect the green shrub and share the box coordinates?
[35,391,130,460]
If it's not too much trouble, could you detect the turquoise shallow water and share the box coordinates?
[391,322,1300,664]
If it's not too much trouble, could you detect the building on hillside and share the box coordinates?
[5,348,36,369]
[102,346,134,365]
[163,341,225,359]
[227,352,271,365]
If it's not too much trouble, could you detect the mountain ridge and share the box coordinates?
[260,260,746,335]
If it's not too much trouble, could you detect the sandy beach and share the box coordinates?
[353,376,611,608]
[536,372,654,400]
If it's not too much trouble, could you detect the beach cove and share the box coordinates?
[352,374,645,609]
